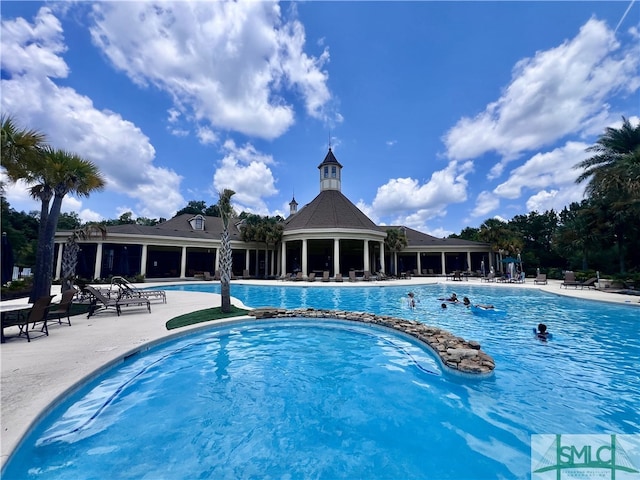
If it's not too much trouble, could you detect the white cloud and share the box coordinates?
[444,17,640,164]
[88,1,332,140]
[367,160,473,220]
[212,140,278,215]
[470,191,500,218]
[494,141,589,200]
[1,7,186,220]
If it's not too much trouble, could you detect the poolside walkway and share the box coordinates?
[1,277,638,467]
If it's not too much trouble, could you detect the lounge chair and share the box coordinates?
[111,277,167,303]
[561,271,581,289]
[376,271,389,281]
[481,272,496,283]
[213,270,221,281]
[47,288,78,326]
[242,269,251,279]
[203,271,212,281]
[292,272,303,281]
[2,295,54,342]
[348,270,357,282]
[334,273,343,282]
[533,273,547,285]
[321,271,330,282]
[307,272,316,282]
[84,285,151,318]
[580,277,598,290]
[363,271,372,281]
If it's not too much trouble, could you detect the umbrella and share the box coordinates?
[1,233,15,285]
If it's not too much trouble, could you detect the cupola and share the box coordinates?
[317,148,343,192]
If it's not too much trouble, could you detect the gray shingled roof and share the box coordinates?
[382,225,490,248]
[103,214,242,241]
[285,190,378,231]
[317,148,343,169]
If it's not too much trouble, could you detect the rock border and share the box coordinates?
[249,307,495,376]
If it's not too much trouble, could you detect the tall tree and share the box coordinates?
[1,115,47,172]
[218,189,236,313]
[575,117,640,273]
[384,228,408,276]
[175,200,208,216]
[33,147,106,300]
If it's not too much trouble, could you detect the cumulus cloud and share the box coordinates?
[88,1,332,140]
[368,160,473,219]
[444,17,640,165]
[494,141,590,200]
[1,7,185,220]
[470,191,501,218]
[212,140,278,215]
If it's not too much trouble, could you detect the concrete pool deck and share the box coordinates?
[1,277,638,467]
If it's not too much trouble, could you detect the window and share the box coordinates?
[190,215,205,231]
[324,166,329,178]
[331,166,337,178]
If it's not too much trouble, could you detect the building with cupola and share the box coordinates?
[53,148,491,280]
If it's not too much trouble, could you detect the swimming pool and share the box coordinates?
[3,284,639,478]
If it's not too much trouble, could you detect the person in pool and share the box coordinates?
[537,323,550,340]
[441,303,447,309]
[463,296,471,306]
[407,292,416,309]
[446,293,459,303]
[474,304,495,310]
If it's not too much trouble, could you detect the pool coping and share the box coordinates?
[1,277,638,468]
[249,307,495,376]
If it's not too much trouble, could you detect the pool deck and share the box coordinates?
[1,277,638,467]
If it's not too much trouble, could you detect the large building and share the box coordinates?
[53,149,492,281]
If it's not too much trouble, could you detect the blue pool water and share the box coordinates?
[3,284,639,479]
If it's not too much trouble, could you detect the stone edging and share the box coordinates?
[249,307,495,376]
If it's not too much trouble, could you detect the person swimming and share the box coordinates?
[441,303,447,309]
[446,293,459,303]
[463,296,471,306]
[407,292,416,309]
[474,304,495,310]
[537,323,549,340]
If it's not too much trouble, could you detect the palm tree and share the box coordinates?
[5,143,106,301]
[218,189,236,313]
[384,228,408,276]
[61,223,107,293]
[1,115,47,172]
[575,117,640,273]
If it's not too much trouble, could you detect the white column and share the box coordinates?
[379,241,385,273]
[416,252,421,275]
[302,239,308,276]
[333,238,340,275]
[441,251,446,275]
[180,246,187,278]
[466,251,472,272]
[55,243,64,279]
[215,247,220,272]
[270,249,275,276]
[94,243,103,280]
[363,240,370,272]
[140,244,148,276]
[246,249,251,272]
[281,241,287,275]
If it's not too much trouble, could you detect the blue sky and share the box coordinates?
[1,1,638,237]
